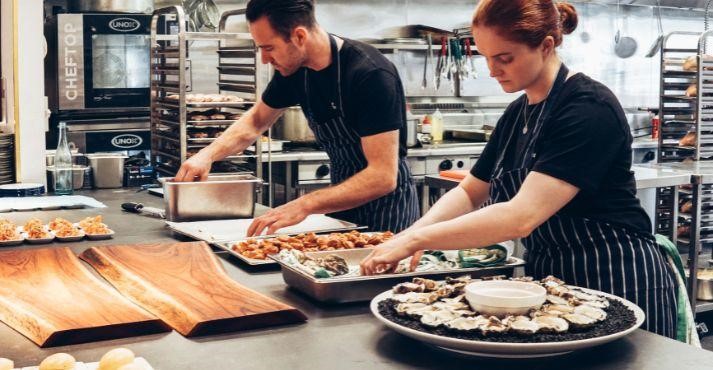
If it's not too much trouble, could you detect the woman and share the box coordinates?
[360,0,678,338]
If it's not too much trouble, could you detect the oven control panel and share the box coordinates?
[425,156,474,175]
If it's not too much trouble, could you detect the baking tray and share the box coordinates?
[270,248,526,303]
[166,214,362,244]
[214,229,377,266]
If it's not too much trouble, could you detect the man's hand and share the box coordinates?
[174,152,212,182]
[246,200,310,237]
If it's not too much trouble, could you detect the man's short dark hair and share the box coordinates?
[246,0,316,40]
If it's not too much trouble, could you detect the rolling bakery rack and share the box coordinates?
[149,6,271,181]
[656,30,713,313]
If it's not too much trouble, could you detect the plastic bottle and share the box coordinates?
[54,122,73,195]
[431,108,444,144]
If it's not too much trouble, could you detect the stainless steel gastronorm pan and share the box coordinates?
[270,248,526,303]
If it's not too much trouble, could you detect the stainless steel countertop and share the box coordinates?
[631,138,658,149]
[257,143,487,162]
[1,190,711,369]
[631,165,693,189]
[643,162,713,185]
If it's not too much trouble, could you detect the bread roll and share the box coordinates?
[686,84,697,97]
[681,201,693,214]
[679,132,697,147]
[39,353,76,370]
[0,358,14,370]
[683,56,697,72]
[98,348,135,370]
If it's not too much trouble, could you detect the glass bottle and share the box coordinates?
[431,108,444,144]
[54,122,73,195]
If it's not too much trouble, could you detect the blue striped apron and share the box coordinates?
[301,35,419,233]
[489,64,678,338]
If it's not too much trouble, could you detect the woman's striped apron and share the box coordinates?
[488,64,678,338]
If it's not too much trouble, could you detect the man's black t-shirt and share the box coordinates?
[262,37,408,157]
[471,73,652,233]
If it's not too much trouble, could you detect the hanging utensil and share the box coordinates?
[445,38,454,82]
[202,0,220,30]
[435,36,446,89]
[465,38,478,79]
[645,0,664,58]
[421,34,431,89]
[614,0,638,59]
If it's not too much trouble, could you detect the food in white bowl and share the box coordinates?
[465,280,546,318]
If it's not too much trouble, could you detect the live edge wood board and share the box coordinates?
[80,241,307,336]
[0,247,167,347]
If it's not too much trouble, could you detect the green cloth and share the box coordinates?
[458,244,508,268]
[655,234,701,347]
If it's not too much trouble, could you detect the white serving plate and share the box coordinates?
[17,226,55,244]
[370,286,645,358]
[15,356,153,370]
[0,237,24,246]
[54,229,86,242]
[84,229,115,240]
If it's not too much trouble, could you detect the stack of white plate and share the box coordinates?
[0,134,14,185]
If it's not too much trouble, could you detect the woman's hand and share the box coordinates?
[360,234,423,275]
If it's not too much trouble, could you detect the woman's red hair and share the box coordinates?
[472,0,578,48]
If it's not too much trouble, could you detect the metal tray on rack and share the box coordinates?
[217,82,256,93]
[269,248,526,303]
[217,64,256,74]
[186,101,252,108]
[217,47,256,58]
[187,137,216,144]
[188,120,239,127]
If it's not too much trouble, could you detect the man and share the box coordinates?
[175,0,419,236]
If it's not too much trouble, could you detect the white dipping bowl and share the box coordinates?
[465,280,547,318]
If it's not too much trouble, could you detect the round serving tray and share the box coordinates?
[370,286,645,358]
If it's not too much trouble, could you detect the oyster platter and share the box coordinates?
[371,275,645,358]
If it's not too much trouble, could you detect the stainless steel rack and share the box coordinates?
[656,31,713,313]
[149,6,269,179]
[656,32,701,245]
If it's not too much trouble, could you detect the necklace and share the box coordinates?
[521,102,543,134]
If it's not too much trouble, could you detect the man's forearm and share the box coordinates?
[199,108,267,161]
[298,167,395,215]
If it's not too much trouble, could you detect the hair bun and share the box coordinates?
[557,2,578,35]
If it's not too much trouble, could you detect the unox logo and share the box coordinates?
[111,134,142,148]
[109,18,140,32]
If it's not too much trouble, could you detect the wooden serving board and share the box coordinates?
[0,247,167,347]
[80,242,307,336]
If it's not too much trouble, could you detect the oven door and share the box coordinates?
[57,14,151,111]
[84,14,151,109]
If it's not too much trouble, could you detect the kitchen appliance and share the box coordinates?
[161,174,263,222]
[68,0,155,14]
[88,152,129,188]
[50,13,152,113]
[273,106,316,143]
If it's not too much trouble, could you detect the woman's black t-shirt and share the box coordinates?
[471,73,652,234]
